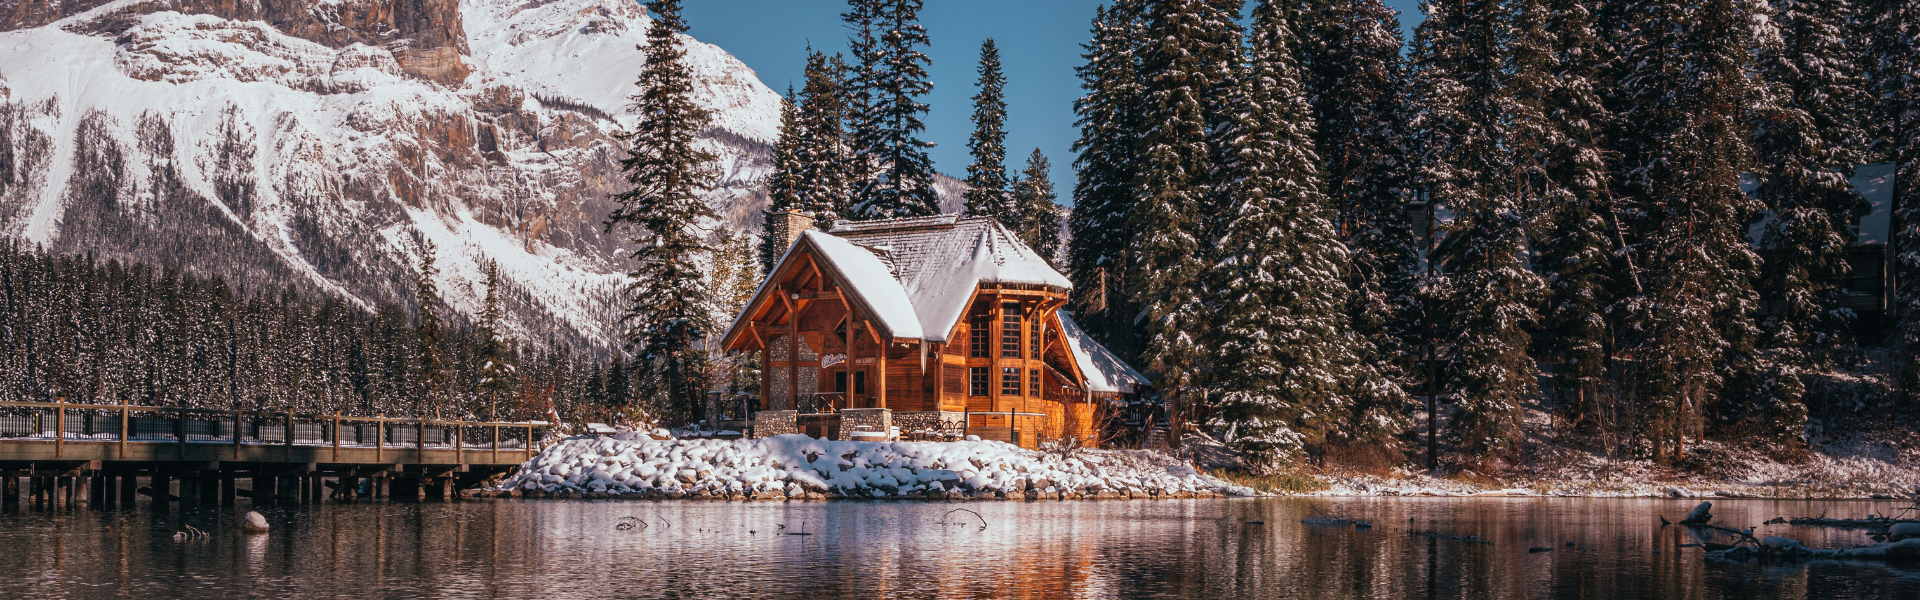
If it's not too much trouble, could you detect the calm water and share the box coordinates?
[0,497,1914,599]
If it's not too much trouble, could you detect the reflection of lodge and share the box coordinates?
[720,212,1147,449]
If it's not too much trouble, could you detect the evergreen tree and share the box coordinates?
[1752,0,1869,356]
[1068,0,1147,362]
[1128,0,1245,426]
[1873,0,1920,391]
[964,39,1015,219]
[1206,2,1407,468]
[476,260,516,421]
[1610,0,1770,463]
[1010,149,1062,263]
[411,236,447,419]
[1527,0,1625,434]
[792,52,853,221]
[1410,0,1544,462]
[763,50,857,272]
[844,0,940,220]
[761,90,804,272]
[1291,0,1423,449]
[608,0,718,426]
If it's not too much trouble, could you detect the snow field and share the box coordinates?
[491,434,1257,500]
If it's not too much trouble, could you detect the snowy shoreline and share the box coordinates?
[471,434,1920,502]
[475,434,1256,501]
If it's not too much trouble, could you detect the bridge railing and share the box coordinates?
[0,400,554,462]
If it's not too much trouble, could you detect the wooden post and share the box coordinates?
[55,400,64,459]
[417,418,426,464]
[177,406,187,460]
[525,425,534,457]
[333,412,341,462]
[235,409,243,455]
[492,423,500,465]
[376,415,384,463]
[119,473,136,505]
[788,293,800,412]
[120,405,129,460]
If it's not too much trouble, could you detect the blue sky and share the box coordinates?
[683,1,1425,207]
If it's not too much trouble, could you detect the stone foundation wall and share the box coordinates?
[837,408,892,441]
[752,410,796,438]
[894,411,966,438]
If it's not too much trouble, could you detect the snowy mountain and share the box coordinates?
[0,0,944,351]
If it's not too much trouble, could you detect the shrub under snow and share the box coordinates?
[488,434,1256,499]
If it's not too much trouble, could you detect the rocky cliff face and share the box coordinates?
[0,0,791,351]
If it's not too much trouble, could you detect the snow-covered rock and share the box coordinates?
[489,434,1255,499]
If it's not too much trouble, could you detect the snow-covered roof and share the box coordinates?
[1056,311,1150,394]
[824,215,1072,343]
[798,230,924,340]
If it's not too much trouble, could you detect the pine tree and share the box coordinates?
[1010,149,1062,263]
[1068,0,1147,363]
[608,0,717,426]
[1874,0,1920,391]
[1410,0,1544,462]
[1610,0,1770,463]
[1128,0,1245,425]
[476,260,516,421]
[845,0,939,220]
[1730,0,1870,438]
[1206,2,1406,468]
[411,235,447,420]
[964,39,1014,219]
[763,50,857,272]
[761,90,804,272]
[1529,0,1625,434]
[792,52,852,221]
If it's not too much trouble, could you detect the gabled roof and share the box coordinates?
[826,215,1071,342]
[721,214,1071,347]
[1057,311,1150,394]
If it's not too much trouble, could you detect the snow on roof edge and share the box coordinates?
[1057,311,1148,394]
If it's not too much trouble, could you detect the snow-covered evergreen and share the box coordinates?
[1009,149,1063,265]
[608,0,717,425]
[1607,0,1772,463]
[963,39,1015,220]
[1067,0,1148,364]
[1205,1,1407,469]
[844,0,940,220]
[1127,0,1246,424]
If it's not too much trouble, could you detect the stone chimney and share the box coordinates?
[767,209,815,251]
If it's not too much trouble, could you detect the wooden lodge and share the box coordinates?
[720,212,1147,449]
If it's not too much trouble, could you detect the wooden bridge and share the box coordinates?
[0,401,554,508]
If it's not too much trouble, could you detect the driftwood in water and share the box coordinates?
[1300,505,1372,529]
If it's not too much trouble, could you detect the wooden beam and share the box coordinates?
[789,289,800,412]
[872,319,887,411]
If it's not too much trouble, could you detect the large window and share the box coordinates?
[970,317,989,358]
[1002,302,1022,358]
[1030,369,1041,398]
[969,367,989,396]
[1003,367,1022,396]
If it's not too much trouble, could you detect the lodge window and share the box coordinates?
[854,370,867,395]
[1003,367,1022,396]
[1002,302,1022,358]
[835,371,848,393]
[969,367,989,396]
[970,317,989,358]
[1030,369,1041,398]
[1030,318,1041,359]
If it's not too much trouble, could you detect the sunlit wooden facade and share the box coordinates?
[719,213,1143,449]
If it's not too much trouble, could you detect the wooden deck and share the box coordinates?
[0,401,552,508]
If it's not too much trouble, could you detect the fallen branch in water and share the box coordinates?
[940,508,988,530]
[615,516,648,531]
[1300,505,1371,528]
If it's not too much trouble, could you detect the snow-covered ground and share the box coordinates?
[1302,438,1920,499]
[482,434,1256,500]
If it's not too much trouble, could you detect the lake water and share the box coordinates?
[0,497,1913,599]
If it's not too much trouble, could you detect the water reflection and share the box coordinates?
[0,497,1913,598]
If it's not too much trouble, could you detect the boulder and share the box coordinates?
[1889,523,1920,542]
[242,511,269,533]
